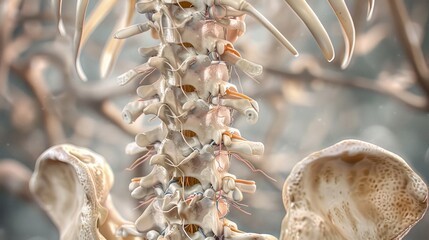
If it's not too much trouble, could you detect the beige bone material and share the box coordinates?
[122,100,155,124]
[213,98,259,124]
[135,124,168,148]
[117,62,155,86]
[283,0,334,62]
[281,139,428,240]
[30,144,142,240]
[222,218,277,240]
[326,0,355,69]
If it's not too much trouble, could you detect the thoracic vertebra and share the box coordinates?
[117,1,275,240]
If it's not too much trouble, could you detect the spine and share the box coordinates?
[118,1,276,239]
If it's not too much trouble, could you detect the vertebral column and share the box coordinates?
[119,2,274,240]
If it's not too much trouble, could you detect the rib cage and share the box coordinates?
[117,1,274,239]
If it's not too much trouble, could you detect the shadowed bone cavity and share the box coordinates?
[281,139,428,240]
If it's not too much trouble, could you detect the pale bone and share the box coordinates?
[135,124,168,148]
[152,9,206,50]
[116,224,145,238]
[135,200,168,233]
[138,165,169,190]
[225,139,265,161]
[135,0,157,14]
[150,149,200,177]
[177,20,232,54]
[166,131,203,156]
[54,0,66,36]
[150,136,201,166]
[137,78,166,100]
[182,70,246,106]
[160,53,196,79]
[156,87,186,116]
[74,0,89,81]
[130,152,246,237]
[146,56,168,73]
[145,230,160,240]
[204,31,232,55]
[177,197,223,235]
[143,102,187,130]
[153,54,224,100]
[225,16,247,43]
[212,15,247,43]
[201,63,231,98]
[160,225,184,240]
[221,50,263,77]
[114,22,153,39]
[159,50,211,90]
[157,13,243,60]
[225,188,243,201]
[122,100,154,124]
[155,6,179,43]
[130,184,155,199]
[222,218,277,240]
[30,144,142,240]
[235,180,256,194]
[138,46,159,58]
[220,5,247,17]
[234,58,263,76]
[327,0,355,69]
[180,114,226,145]
[149,138,235,190]
[222,177,236,194]
[134,181,250,239]
[142,103,172,126]
[130,166,168,200]
[283,0,376,65]
[142,93,207,131]
[213,98,259,124]
[134,188,222,237]
[367,0,375,20]
[281,139,428,240]
[283,0,334,61]
[147,57,181,86]
[215,0,298,56]
[117,62,155,86]
[209,3,229,20]
[125,142,148,155]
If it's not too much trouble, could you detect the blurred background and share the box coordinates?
[0,0,428,239]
